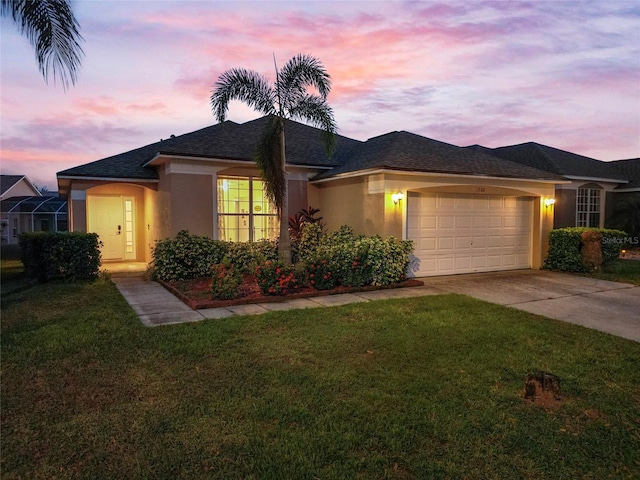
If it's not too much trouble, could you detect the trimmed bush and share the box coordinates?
[544,227,628,272]
[225,239,278,274]
[19,232,101,282]
[210,263,242,300]
[301,226,413,288]
[152,230,229,281]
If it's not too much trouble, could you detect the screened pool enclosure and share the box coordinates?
[0,196,68,244]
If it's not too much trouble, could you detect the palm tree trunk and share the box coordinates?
[278,120,292,264]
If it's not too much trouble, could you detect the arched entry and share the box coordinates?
[87,195,136,261]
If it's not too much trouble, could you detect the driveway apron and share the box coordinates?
[420,269,640,342]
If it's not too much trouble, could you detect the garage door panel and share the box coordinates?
[438,237,454,250]
[456,216,472,228]
[420,238,437,250]
[455,256,471,270]
[408,192,532,276]
[489,216,502,228]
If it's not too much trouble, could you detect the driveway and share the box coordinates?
[419,269,640,342]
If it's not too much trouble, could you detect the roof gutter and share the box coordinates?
[563,175,628,184]
[145,152,333,170]
[56,175,159,183]
[311,168,570,185]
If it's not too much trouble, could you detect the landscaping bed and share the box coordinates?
[161,274,424,310]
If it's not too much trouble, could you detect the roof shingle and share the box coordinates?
[315,131,563,181]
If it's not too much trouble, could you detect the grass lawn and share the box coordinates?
[2,268,639,479]
[582,258,640,286]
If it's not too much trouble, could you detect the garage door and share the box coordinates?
[407,192,532,276]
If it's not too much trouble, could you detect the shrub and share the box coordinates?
[210,263,242,300]
[296,223,323,264]
[152,230,228,281]
[19,232,101,282]
[255,260,302,295]
[225,239,278,274]
[306,254,338,290]
[366,235,414,286]
[545,227,628,272]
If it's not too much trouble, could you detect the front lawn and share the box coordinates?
[583,258,640,286]
[2,276,639,478]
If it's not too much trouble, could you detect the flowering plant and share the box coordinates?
[306,256,337,290]
[210,262,242,300]
[255,260,301,296]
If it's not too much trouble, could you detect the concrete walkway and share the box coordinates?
[113,270,640,342]
[112,276,442,327]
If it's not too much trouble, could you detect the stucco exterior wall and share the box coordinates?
[169,173,214,237]
[554,188,577,228]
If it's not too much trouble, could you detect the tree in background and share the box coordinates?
[1,0,84,89]
[210,54,337,264]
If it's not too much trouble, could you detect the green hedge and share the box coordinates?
[152,230,229,281]
[300,224,414,287]
[544,227,628,272]
[152,231,278,281]
[19,232,101,282]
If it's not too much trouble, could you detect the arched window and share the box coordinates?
[576,183,602,227]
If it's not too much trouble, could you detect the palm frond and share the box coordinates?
[254,117,286,212]
[210,68,276,123]
[2,0,84,89]
[277,54,332,113]
[288,95,337,157]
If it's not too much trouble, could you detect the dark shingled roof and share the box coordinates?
[607,158,640,190]
[486,142,627,182]
[1,175,26,194]
[58,117,361,180]
[315,131,563,181]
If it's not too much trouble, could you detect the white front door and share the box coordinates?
[408,192,533,276]
[88,196,125,261]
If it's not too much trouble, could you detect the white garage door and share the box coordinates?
[407,192,533,276]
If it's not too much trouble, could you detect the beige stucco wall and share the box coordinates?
[168,173,214,237]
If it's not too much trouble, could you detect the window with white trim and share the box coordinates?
[217,176,279,242]
[576,186,601,227]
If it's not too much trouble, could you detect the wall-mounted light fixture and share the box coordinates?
[544,198,556,207]
[392,192,404,204]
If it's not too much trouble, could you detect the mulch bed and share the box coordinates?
[620,246,640,260]
[160,274,425,310]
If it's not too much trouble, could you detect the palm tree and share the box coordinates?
[211,54,337,264]
[1,0,84,89]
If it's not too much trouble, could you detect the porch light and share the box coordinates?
[544,198,556,207]
[392,192,404,204]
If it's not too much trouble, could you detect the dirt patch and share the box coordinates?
[161,275,425,310]
[523,372,564,410]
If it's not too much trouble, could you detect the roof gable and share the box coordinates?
[0,175,41,199]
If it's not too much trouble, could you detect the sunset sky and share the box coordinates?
[1,0,639,190]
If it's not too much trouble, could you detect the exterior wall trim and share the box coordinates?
[312,168,570,185]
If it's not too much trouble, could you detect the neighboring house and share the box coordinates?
[57,116,563,277]
[0,175,68,244]
[1,174,40,200]
[471,143,630,230]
